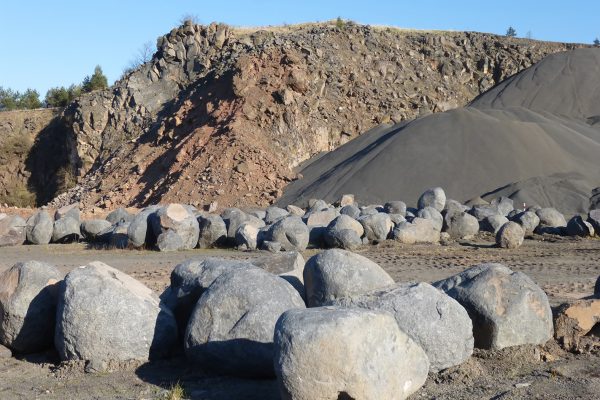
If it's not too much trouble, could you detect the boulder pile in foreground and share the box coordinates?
[2,186,598,253]
[1,247,590,399]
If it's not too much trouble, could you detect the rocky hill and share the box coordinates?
[3,21,584,210]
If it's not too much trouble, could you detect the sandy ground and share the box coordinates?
[0,234,599,399]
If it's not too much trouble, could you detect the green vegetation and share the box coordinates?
[594,38,600,47]
[0,87,42,110]
[45,85,82,107]
[82,65,109,93]
[1,65,109,111]
[505,26,517,37]
[335,16,345,29]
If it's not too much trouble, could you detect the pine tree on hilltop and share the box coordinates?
[82,65,108,93]
[506,26,517,37]
[18,89,42,109]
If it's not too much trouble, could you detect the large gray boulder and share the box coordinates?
[265,206,289,224]
[469,205,501,222]
[359,205,382,217]
[54,203,80,222]
[285,204,305,217]
[330,282,474,372]
[152,204,200,250]
[274,307,429,400]
[156,229,184,251]
[490,196,514,216]
[55,261,178,362]
[536,208,567,228]
[358,212,393,241]
[0,261,61,353]
[339,204,361,219]
[304,249,394,307]
[513,211,540,236]
[307,199,329,212]
[384,200,407,216]
[389,213,407,226]
[434,263,553,349]
[446,212,480,239]
[235,222,260,250]
[184,267,305,377]
[326,215,364,237]
[417,206,443,231]
[266,216,309,251]
[566,215,595,237]
[107,222,130,249]
[80,219,112,242]
[417,187,446,212]
[162,258,254,332]
[105,207,134,225]
[222,208,264,239]
[443,199,468,217]
[51,216,81,243]
[250,252,305,298]
[587,209,600,234]
[25,211,53,245]
[480,214,509,234]
[197,214,227,248]
[127,206,159,248]
[496,221,525,249]
[392,217,440,244]
[303,208,338,227]
[323,228,362,250]
[0,214,26,247]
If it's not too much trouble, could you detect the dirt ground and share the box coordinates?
[0,234,599,399]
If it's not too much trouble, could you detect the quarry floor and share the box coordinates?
[0,234,599,399]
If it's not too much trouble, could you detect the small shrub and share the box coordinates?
[82,65,108,93]
[164,382,186,400]
[505,26,517,37]
[179,13,199,26]
[336,17,345,29]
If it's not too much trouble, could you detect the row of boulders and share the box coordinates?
[0,249,581,399]
[2,187,596,252]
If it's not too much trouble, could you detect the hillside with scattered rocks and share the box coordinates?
[2,21,584,211]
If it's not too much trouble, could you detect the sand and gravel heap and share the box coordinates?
[279,48,600,215]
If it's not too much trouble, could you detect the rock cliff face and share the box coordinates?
[26,22,587,209]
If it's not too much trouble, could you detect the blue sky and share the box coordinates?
[1,0,598,97]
